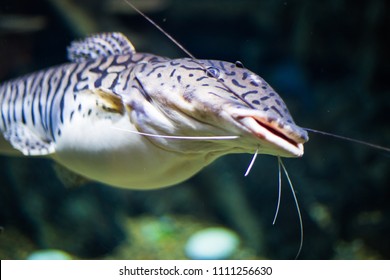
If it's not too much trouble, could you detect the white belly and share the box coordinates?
[52,115,210,189]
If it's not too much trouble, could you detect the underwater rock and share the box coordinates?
[26,249,72,260]
[184,227,240,260]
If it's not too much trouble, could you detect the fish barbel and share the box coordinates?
[0,32,308,189]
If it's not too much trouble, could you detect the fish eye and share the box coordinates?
[235,61,244,68]
[205,67,221,79]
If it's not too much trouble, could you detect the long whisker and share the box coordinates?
[278,157,303,260]
[123,0,197,60]
[123,0,255,110]
[304,127,390,153]
[244,147,259,177]
[112,127,239,140]
[272,158,282,225]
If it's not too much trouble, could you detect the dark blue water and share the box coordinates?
[0,0,389,259]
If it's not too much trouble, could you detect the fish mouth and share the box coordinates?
[237,116,305,157]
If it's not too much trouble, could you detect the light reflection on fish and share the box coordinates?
[0,32,308,189]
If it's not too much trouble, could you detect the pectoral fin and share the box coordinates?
[3,124,55,156]
[91,88,125,114]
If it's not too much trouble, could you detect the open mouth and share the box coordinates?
[237,116,304,157]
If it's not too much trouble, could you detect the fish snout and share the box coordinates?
[223,105,308,157]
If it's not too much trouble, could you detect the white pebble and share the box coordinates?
[185,227,240,260]
[27,249,72,260]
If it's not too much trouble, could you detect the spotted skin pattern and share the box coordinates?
[131,57,308,143]
[0,32,308,189]
[0,52,156,155]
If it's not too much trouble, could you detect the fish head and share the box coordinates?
[125,57,308,158]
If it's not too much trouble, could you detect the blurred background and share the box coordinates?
[0,0,389,259]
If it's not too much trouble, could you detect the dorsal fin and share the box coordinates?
[67,32,136,62]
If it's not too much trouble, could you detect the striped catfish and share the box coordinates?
[0,32,308,189]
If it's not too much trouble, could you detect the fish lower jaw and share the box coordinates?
[237,116,304,158]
